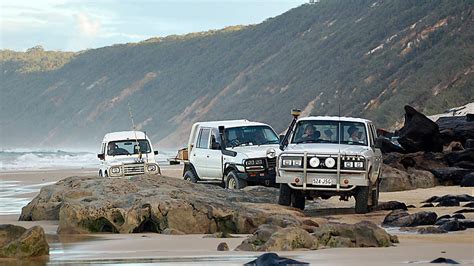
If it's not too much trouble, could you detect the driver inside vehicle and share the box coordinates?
[348,126,362,142]
[301,125,320,142]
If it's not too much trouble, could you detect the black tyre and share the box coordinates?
[99,170,103,177]
[291,190,305,210]
[184,170,198,183]
[355,186,370,214]
[225,171,247,189]
[278,184,291,206]
[371,178,380,208]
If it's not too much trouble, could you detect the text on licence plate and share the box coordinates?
[312,178,332,186]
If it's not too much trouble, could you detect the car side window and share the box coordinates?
[196,128,210,149]
[367,124,375,147]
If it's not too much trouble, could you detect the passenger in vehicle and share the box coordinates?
[323,129,334,141]
[348,126,361,142]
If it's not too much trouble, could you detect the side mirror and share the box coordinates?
[211,140,221,150]
[154,151,159,155]
[97,154,105,160]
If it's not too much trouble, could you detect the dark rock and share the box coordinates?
[452,213,466,220]
[437,115,474,145]
[435,218,451,226]
[466,139,474,149]
[454,161,474,170]
[376,137,405,154]
[382,210,437,227]
[417,227,447,234]
[443,149,474,167]
[0,226,49,258]
[436,214,451,221]
[0,224,27,246]
[383,152,446,171]
[433,194,474,203]
[459,219,474,228]
[430,257,459,264]
[398,106,443,153]
[407,205,416,208]
[421,203,434,208]
[217,242,229,251]
[461,173,474,187]
[436,198,460,207]
[454,209,474,213]
[244,253,309,266]
[462,202,474,208]
[423,196,439,203]
[431,167,472,185]
[373,201,407,211]
[439,220,466,232]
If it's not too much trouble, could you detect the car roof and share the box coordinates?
[194,119,270,129]
[298,116,372,123]
[102,131,149,142]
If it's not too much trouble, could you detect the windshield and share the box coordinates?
[107,139,152,156]
[225,126,279,147]
[291,120,368,146]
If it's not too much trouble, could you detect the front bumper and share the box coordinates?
[237,171,277,186]
[276,152,368,191]
[108,163,161,177]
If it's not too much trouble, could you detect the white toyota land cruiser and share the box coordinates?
[182,120,281,189]
[97,131,161,178]
[277,110,382,214]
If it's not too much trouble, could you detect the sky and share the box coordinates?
[0,0,304,52]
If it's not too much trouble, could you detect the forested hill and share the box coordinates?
[1,0,473,149]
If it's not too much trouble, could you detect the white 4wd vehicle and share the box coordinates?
[183,120,281,189]
[277,110,382,214]
[97,131,160,177]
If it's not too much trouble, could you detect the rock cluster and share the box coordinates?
[0,225,49,258]
[379,106,474,191]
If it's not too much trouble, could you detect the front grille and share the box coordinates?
[266,157,277,171]
[123,164,145,175]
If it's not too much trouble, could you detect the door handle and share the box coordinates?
[206,155,210,158]
[193,153,196,157]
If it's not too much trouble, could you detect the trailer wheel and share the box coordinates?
[184,170,198,183]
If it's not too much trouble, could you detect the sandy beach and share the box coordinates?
[1,166,473,265]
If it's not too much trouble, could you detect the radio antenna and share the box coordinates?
[128,102,142,160]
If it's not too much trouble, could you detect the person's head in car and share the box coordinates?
[302,125,320,141]
[348,126,361,142]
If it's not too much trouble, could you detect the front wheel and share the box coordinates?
[184,170,198,183]
[370,179,380,209]
[291,190,305,210]
[278,184,291,206]
[355,186,369,214]
[225,171,247,189]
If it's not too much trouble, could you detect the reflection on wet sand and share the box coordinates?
[0,180,56,215]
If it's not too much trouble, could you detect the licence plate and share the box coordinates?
[312,178,332,186]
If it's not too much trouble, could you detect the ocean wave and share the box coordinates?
[0,149,177,171]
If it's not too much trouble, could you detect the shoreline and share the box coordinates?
[0,168,473,265]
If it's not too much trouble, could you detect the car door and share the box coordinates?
[206,128,223,180]
[190,127,210,178]
[370,124,382,178]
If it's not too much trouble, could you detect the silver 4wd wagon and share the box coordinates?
[277,110,382,213]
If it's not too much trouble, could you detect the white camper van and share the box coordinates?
[97,131,160,178]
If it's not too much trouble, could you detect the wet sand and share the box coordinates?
[1,166,473,265]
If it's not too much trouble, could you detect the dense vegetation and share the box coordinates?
[1,0,473,148]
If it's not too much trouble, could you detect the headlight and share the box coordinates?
[309,157,320,168]
[266,148,276,159]
[111,167,121,174]
[344,161,354,168]
[280,156,303,168]
[325,157,336,168]
[245,159,264,166]
[342,156,365,169]
[147,164,158,172]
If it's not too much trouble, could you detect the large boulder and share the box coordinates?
[20,175,304,234]
[244,253,309,265]
[236,221,397,251]
[380,165,437,192]
[383,152,446,171]
[437,116,474,145]
[376,137,406,154]
[461,173,474,187]
[382,210,437,227]
[443,149,474,167]
[0,225,49,258]
[397,106,443,153]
